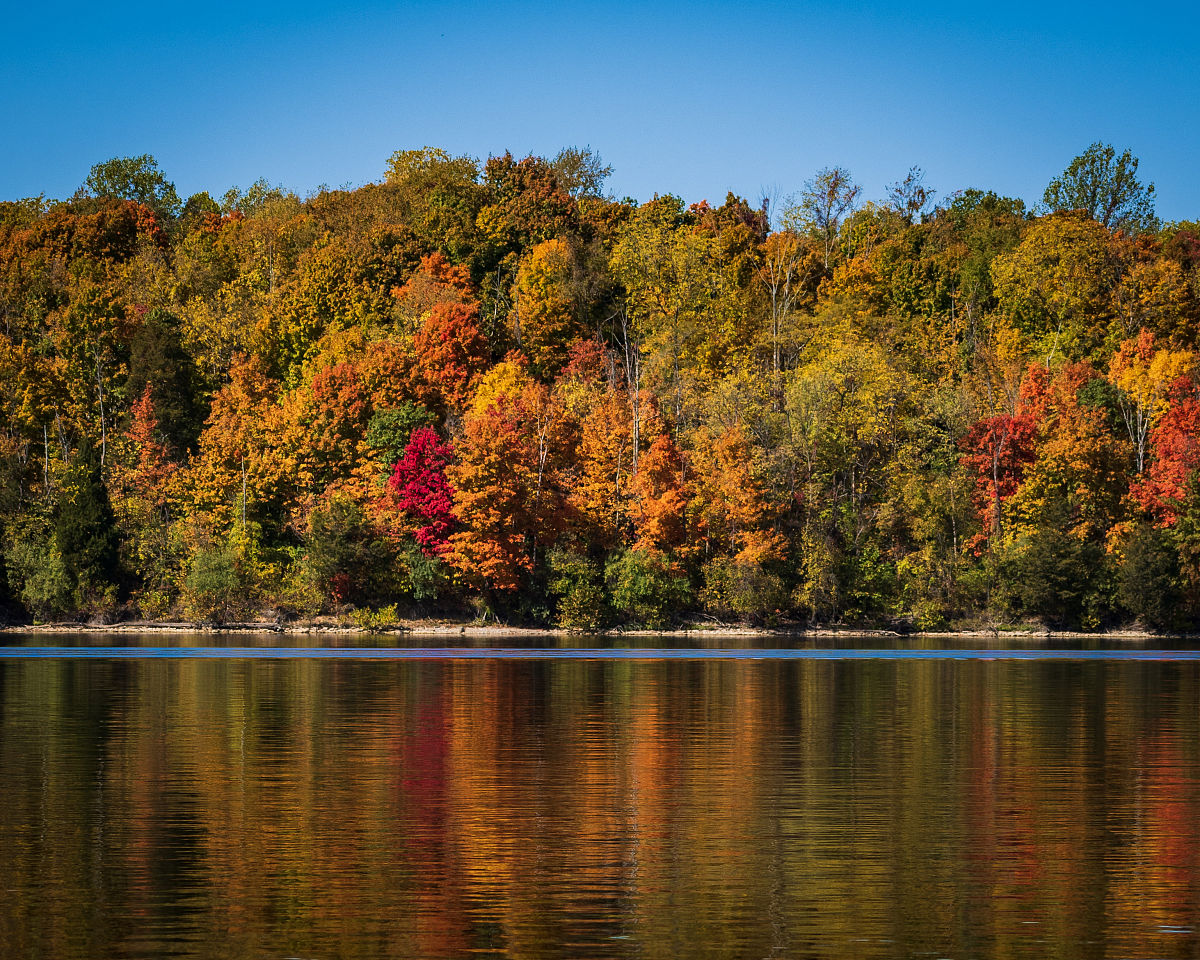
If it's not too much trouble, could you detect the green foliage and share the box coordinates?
[1117,523,1184,630]
[184,542,240,621]
[995,507,1106,630]
[306,496,397,608]
[549,146,613,199]
[125,309,206,453]
[5,520,71,620]
[84,154,181,221]
[221,178,296,216]
[400,540,449,604]
[350,604,400,631]
[55,438,121,616]
[548,548,607,629]
[701,557,787,623]
[605,549,690,629]
[366,402,437,468]
[1043,142,1157,234]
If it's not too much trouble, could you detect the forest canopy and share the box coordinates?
[1,143,1197,631]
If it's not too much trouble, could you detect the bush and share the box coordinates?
[605,548,690,628]
[701,557,787,623]
[548,548,607,629]
[350,604,400,631]
[306,496,397,607]
[184,541,243,622]
[1117,523,1184,631]
[996,524,1105,630]
[6,521,71,620]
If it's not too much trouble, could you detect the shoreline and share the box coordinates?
[0,619,1169,642]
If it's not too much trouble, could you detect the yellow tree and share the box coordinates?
[758,230,821,373]
[177,353,282,532]
[610,197,722,426]
[512,237,583,379]
[1108,329,1195,473]
[992,212,1114,362]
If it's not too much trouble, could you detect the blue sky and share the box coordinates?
[3,0,1198,220]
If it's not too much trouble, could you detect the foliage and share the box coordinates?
[605,548,691,629]
[365,401,437,468]
[547,548,607,629]
[56,437,122,616]
[84,154,182,222]
[350,603,400,631]
[387,426,455,555]
[995,499,1106,629]
[306,495,398,608]
[1042,142,1157,234]
[0,143,1195,630]
[701,557,787,622]
[1116,523,1184,631]
[549,146,613,200]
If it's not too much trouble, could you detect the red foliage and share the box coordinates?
[1132,377,1200,524]
[557,337,608,385]
[201,209,244,234]
[388,426,455,555]
[391,251,473,302]
[959,413,1038,542]
[632,434,692,552]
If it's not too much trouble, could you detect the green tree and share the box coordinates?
[605,548,690,628]
[83,154,182,221]
[1042,142,1157,234]
[549,146,613,199]
[125,309,206,455]
[1117,523,1183,630]
[787,166,861,269]
[55,437,122,615]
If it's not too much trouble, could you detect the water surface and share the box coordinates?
[2,635,1199,958]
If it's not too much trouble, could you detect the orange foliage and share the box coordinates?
[630,434,692,554]
[414,302,489,409]
[691,425,784,565]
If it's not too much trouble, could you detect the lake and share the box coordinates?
[2,635,1199,958]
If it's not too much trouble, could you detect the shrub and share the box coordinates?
[350,604,400,631]
[605,548,690,628]
[701,557,787,623]
[1118,523,1184,631]
[6,522,71,621]
[548,548,606,629]
[996,526,1105,630]
[184,541,242,622]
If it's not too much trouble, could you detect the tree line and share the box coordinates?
[1,143,1196,630]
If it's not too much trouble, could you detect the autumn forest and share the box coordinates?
[1,144,1197,631]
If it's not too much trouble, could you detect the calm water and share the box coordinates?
[2,637,1200,959]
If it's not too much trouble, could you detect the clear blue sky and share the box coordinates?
[3,0,1198,220]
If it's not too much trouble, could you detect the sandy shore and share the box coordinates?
[0,619,1167,641]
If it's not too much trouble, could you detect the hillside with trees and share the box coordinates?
[2,144,1197,631]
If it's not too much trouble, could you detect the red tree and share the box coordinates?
[1133,377,1200,524]
[959,413,1037,544]
[388,426,455,555]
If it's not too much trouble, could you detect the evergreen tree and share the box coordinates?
[55,438,122,615]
